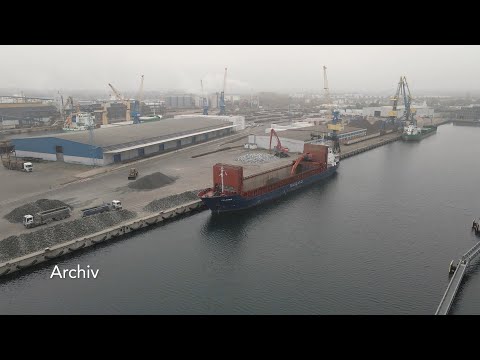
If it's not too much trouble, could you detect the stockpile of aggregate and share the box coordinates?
[0,209,136,263]
[144,190,201,212]
[128,172,175,190]
[235,153,279,164]
[4,199,71,224]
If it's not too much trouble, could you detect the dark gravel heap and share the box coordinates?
[144,190,201,212]
[128,172,175,190]
[4,199,71,224]
[0,209,136,263]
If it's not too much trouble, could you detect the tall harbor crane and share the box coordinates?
[387,76,416,129]
[131,75,144,124]
[201,79,209,115]
[219,67,227,115]
[323,65,332,106]
[324,65,342,154]
[108,83,131,122]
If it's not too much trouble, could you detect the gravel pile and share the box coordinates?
[4,199,71,224]
[235,152,279,164]
[144,190,201,212]
[128,172,175,190]
[0,209,136,263]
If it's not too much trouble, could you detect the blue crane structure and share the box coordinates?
[386,76,416,131]
[219,67,227,116]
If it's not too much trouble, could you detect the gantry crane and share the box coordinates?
[131,75,144,124]
[201,79,208,115]
[219,67,227,115]
[108,83,131,122]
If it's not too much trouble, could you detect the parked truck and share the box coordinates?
[2,158,32,172]
[81,200,122,217]
[23,206,71,228]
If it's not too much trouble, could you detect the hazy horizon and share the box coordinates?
[1,45,480,96]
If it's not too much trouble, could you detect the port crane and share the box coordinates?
[219,67,227,115]
[387,76,416,130]
[201,79,208,115]
[269,128,289,157]
[108,83,131,122]
[131,75,144,124]
[324,66,342,154]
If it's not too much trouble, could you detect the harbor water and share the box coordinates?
[1,123,479,314]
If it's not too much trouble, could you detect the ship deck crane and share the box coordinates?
[201,79,208,115]
[219,67,227,115]
[269,128,289,157]
[108,83,131,122]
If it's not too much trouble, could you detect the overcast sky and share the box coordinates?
[1,45,479,94]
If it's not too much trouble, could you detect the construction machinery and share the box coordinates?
[269,128,289,157]
[0,141,33,171]
[219,67,227,115]
[128,168,138,180]
[387,76,416,130]
[23,206,70,228]
[201,79,209,115]
[108,83,131,122]
[81,200,122,217]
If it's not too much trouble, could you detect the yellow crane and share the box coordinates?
[324,65,344,132]
[108,83,131,122]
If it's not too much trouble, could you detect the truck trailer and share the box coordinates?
[23,206,71,228]
[2,158,32,172]
[81,200,123,217]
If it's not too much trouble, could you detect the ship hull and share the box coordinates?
[402,126,437,141]
[200,164,338,213]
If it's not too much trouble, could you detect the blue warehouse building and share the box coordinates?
[12,117,235,166]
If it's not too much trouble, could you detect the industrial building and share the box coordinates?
[362,102,434,118]
[251,124,367,153]
[11,117,236,166]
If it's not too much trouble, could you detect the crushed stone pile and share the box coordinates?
[4,199,71,224]
[128,172,175,190]
[0,209,136,263]
[235,152,279,164]
[144,190,201,212]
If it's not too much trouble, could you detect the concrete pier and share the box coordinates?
[0,199,206,278]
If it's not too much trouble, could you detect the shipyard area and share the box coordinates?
[1,45,480,315]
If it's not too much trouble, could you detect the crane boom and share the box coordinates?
[219,67,227,115]
[323,65,332,106]
[108,82,131,122]
[137,75,144,116]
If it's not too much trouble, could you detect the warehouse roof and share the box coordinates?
[275,125,366,142]
[28,117,233,150]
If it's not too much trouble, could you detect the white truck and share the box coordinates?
[2,158,32,172]
[23,206,71,228]
[80,200,123,217]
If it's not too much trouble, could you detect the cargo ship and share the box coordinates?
[198,143,339,213]
[402,124,437,141]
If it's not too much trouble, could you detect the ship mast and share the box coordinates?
[219,166,227,193]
